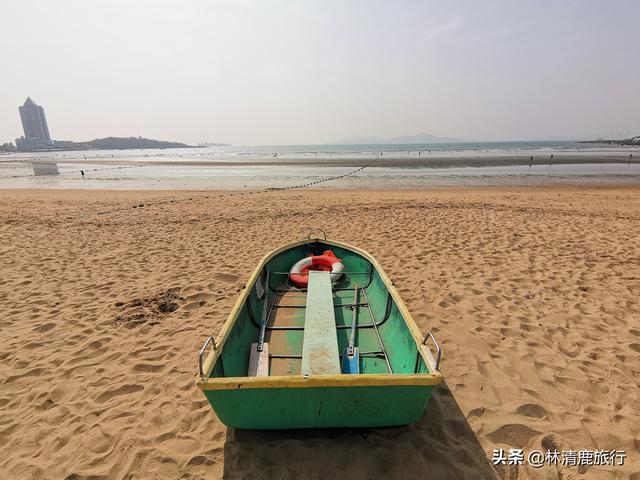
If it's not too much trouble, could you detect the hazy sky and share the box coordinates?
[1,0,638,145]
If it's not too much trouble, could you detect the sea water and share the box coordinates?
[1,141,638,189]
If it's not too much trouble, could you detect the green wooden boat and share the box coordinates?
[196,234,443,429]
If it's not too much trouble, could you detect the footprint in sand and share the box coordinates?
[132,363,165,373]
[213,272,239,283]
[186,455,215,467]
[96,384,144,404]
[486,295,498,305]
[184,301,206,311]
[540,433,565,451]
[35,322,56,333]
[487,424,541,448]
[516,403,548,419]
[467,407,486,418]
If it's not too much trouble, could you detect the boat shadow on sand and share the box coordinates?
[222,381,498,479]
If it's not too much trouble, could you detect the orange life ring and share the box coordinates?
[289,250,345,288]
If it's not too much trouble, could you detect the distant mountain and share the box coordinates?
[335,133,462,145]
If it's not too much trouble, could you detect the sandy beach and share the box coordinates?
[1,186,639,479]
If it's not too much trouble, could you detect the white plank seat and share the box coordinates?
[301,271,341,375]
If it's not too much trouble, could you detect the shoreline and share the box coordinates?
[2,184,640,194]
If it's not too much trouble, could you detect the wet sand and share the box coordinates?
[1,187,639,479]
[4,153,638,168]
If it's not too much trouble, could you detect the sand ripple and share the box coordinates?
[0,187,639,479]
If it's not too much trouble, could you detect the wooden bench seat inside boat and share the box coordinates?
[301,271,341,375]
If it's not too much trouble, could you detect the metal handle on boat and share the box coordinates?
[422,332,442,370]
[198,336,217,377]
[306,228,327,240]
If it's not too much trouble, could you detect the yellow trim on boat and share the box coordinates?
[197,372,443,391]
[198,237,444,390]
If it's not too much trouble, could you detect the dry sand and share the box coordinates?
[0,187,639,480]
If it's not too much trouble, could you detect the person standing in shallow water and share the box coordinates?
[80,170,85,179]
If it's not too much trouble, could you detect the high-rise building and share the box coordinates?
[17,97,52,147]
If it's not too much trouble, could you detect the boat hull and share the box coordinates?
[203,385,434,429]
[196,238,443,429]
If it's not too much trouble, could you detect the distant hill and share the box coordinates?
[88,137,191,149]
[335,133,462,145]
[52,136,192,150]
